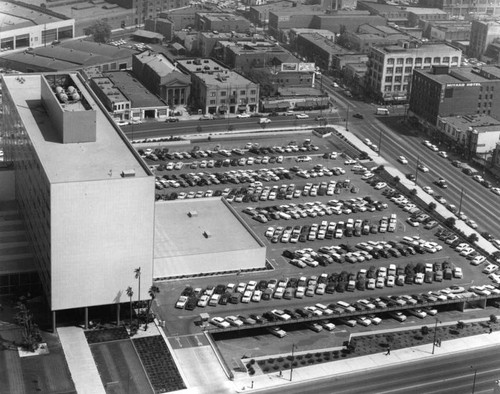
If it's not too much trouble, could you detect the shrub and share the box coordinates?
[248,368,255,376]
[490,314,498,324]
[300,360,307,365]
[421,326,429,335]
[292,361,298,367]
[457,321,465,330]
[410,188,417,196]
[444,217,456,228]
[286,355,293,361]
[307,359,314,364]
[315,352,322,357]
[249,359,255,365]
[305,353,312,359]
[428,202,436,211]
[393,176,400,184]
[273,365,279,370]
[467,233,479,244]
[296,355,303,360]
[283,363,290,369]
[263,367,270,373]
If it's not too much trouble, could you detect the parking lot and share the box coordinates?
[145,132,497,348]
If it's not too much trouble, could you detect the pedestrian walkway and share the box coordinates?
[57,327,105,394]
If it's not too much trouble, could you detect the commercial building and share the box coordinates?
[268,7,325,42]
[357,2,409,25]
[296,33,352,72]
[0,1,74,52]
[409,65,500,126]
[420,20,472,42]
[1,72,155,326]
[195,12,251,33]
[436,114,500,159]
[366,41,462,103]
[406,7,449,27]
[132,52,191,109]
[469,19,500,60]
[0,40,137,73]
[153,199,266,278]
[111,0,190,23]
[343,26,409,54]
[420,0,500,18]
[89,70,170,122]
[177,58,259,115]
[248,1,312,27]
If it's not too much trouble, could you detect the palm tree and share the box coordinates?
[126,286,134,326]
[144,285,160,331]
[134,267,141,305]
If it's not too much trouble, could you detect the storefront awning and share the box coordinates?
[238,105,247,110]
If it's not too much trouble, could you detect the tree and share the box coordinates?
[134,267,141,304]
[84,20,111,43]
[490,314,498,324]
[144,285,160,330]
[245,69,275,97]
[393,176,400,184]
[410,188,417,196]
[428,202,437,211]
[15,303,42,352]
[444,217,456,228]
[196,125,202,134]
[467,233,479,244]
[126,286,134,326]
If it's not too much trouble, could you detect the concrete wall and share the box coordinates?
[0,169,15,201]
[153,247,266,278]
[50,175,155,310]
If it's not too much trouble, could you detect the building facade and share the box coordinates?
[195,12,251,33]
[1,72,155,324]
[177,58,259,115]
[366,41,462,103]
[409,65,500,126]
[469,19,500,60]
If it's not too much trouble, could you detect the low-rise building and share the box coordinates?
[195,12,251,33]
[357,2,409,25]
[406,7,449,27]
[421,20,472,42]
[469,19,500,61]
[296,33,352,72]
[177,58,260,115]
[145,14,175,42]
[132,51,191,109]
[366,41,462,103]
[409,65,500,126]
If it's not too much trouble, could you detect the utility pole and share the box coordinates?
[290,343,296,381]
[432,318,440,354]
[345,104,350,131]
[414,155,420,186]
[458,187,465,216]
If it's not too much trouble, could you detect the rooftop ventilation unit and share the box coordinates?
[121,169,136,177]
[203,230,212,238]
[188,210,198,217]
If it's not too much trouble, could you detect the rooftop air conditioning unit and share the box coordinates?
[121,169,136,177]
[203,230,212,238]
[188,210,198,217]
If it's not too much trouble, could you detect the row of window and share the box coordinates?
[210,89,257,97]
[385,75,412,83]
[384,85,409,92]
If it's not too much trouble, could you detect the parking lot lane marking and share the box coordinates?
[195,335,203,346]
[174,336,182,348]
[424,256,451,261]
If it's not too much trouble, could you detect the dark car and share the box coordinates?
[165,117,180,122]
[219,292,230,305]
[249,314,265,324]
[296,308,313,318]
[406,173,416,181]
[353,113,364,119]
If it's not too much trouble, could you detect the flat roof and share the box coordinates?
[0,1,67,33]
[406,7,448,15]
[441,114,500,132]
[177,58,253,86]
[2,73,149,183]
[154,198,261,259]
[105,71,167,108]
[416,66,500,84]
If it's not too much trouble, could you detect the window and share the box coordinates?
[250,89,256,95]
[210,100,216,105]
[384,85,392,91]
[415,57,422,64]
[405,67,412,73]
[403,84,408,91]
[386,67,394,74]
[424,57,431,63]
[396,67,403,73]
[433,57,441,63]
[479,95,482,99]
[395,76,402,83]
[240,90,246,95]
[452,56,459,63]
[396,58,404,64]
[406,58,413,64]
[210,92,216,97]
[221,91,227,96]
[385,76,393,83]
[387,58,395,64]
[443,57,450,62]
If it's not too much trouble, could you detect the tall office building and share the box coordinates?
[1,72,155,327]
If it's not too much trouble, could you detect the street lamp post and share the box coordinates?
[432,318,440,354]
[414,155,420,186]
[290,343,297,381]
[458,187,465,215]
[471,366,477,394]
[346,104,350,131]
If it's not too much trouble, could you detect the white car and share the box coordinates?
[483,264,498,274]
[473,174,484,183]
[197,295,210,307]
[356,316,372,326]
[375,277,385,288]
[492,187,500,196]
[406,217,420,227]
[241,290,253,303]
[398,156,408,164]
[408,309,427,319]
[438,151,448,158]
[318,321,336,331]
[236,113,251,118]
[252,290,262,302]
[296,113,309,119]
[471,255,487,265]
[453,267,463,279]
[418,164,430,172]
[414,273,425,284]
[422,307,438,316]
[423,186,434,195]
[271,309,291,321]
[258,117,271,124]
[338,318,357,327]
[362,172,375,180]
[388,311,407,322]
[175,295,188,309]
[304,306,323,316]
[267,327,287,338]
[374,182,387,190]
[211,317,230,329]
[247,280,258,291]
[366,314,382,325]
[344,159,357,165]
[465,219,478,229]
[225,316,244,327]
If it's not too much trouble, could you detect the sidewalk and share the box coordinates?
[58,327,106,394]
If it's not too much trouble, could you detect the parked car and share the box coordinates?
[267,326,287,338]
[211,317,230,329]
[388,311,407,322]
